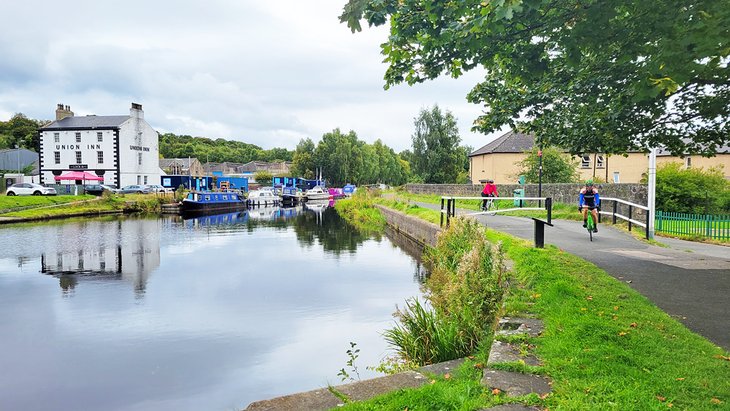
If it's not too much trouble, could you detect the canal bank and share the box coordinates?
[261,197,729,411]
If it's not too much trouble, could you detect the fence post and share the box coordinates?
[546,197,552,224]
[706,214,712,238]
[446,199,451,227]
[612,201,617,224]
[645,208,650,239]
[656,210,662,232]
[440,198,444,227]
[628,205,633,231]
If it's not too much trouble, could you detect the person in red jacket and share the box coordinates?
[481,179,498,211]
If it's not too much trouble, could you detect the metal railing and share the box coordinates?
[598,197,650,239]
[440,196,553,227]
[656,211,730,240]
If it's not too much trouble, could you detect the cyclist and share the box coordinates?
[579,180,600,232]
[481,179,498,211]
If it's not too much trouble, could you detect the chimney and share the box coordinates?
[130,102,144,119]
[55,103,74,120]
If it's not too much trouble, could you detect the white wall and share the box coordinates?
[117,115,161,187]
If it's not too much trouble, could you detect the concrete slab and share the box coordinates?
[334,370,428,401]
[481,369,551,397]
[418,358,466,377]
[497,318,544,338]
[244,388,341,411]
[488,340,541,366]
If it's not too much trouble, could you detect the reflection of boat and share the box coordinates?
[181,191,247,214]
[181,211,249,226]
[328,188,347,199]
[304,186,333,201]
[248,188,280,206]
[248,205,303,221]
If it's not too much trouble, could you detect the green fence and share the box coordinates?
[656,211,730,240]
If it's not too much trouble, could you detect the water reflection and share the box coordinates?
[34,219,160,296]
[0,204,427,411]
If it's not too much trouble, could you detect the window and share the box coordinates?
[54,133,59,143]
[54,151,60,164]
[137,175,141,184]
[581,155,591,168]
[685,157,692,168]
[138,153,142,165]
[75,132,81,143]
[97,151,104,164]
[613,172,620,183]
[596,155,605,168]
[143,176,148,184]
[97,132,103,142]
[75,151,82,164]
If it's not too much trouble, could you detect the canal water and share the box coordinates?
[0,204,425,411]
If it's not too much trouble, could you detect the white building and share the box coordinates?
[38,103,161,187]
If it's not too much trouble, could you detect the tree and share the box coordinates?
[254,170,273,186]
[341,1,730,156]
[411,105,462,183]
[291,138,316,179]
[515,147,579,183]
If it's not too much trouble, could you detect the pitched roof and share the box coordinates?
[655,140,730,157]
[41,115,130,130]
[159,158,198,168]
[469,130,536,157]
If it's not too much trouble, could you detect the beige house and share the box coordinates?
[159,158,205,176]
[470,131,730,184]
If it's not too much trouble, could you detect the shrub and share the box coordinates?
[654,162,729,213]
[385,217,506,365]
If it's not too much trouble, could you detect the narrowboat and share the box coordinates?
[180,191,248,214]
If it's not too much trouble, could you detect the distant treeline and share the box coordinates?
[158,133,293,164]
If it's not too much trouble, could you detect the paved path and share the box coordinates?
[418,201,730,350]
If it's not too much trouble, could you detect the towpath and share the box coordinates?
[414,201,730,350]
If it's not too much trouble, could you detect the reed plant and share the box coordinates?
[385,217,506,365]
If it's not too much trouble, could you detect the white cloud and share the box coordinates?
[0,1,500,152]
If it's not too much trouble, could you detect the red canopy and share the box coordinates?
[54,171,104,181]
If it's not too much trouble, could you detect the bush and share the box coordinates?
[654,163,729,213]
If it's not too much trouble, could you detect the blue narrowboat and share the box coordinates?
[180,191,248,214]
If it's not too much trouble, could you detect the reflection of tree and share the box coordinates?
[292,207,375,255]
[384,226,429,284]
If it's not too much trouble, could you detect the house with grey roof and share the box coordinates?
[38,103,161,187]
[470,130,730,184]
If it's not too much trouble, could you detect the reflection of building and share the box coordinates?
[40,219,160,295]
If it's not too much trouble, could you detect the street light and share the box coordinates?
[15,144,20,174]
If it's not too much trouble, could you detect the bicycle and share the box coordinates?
[481,195,497,213]
[581,206,598,241]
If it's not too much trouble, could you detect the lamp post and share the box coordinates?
[15,144,20,174]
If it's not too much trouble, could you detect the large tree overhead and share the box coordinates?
[341,0,730,156]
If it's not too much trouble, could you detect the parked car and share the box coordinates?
[84,184,119,195]
[5,183,57,196]
[144,184,173,193]
[119,185,151,194]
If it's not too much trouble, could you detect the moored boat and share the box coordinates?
[181,191,247,214]
[304,186,332,201]
[248,188,280,206]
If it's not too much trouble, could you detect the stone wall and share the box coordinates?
[376,205,440,247]
[405,183,649,218]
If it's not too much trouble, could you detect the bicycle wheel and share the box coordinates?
[587,214,595,241]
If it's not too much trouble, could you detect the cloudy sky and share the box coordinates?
[0,1,503,152]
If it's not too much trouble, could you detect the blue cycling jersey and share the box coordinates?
[579,188,600,208]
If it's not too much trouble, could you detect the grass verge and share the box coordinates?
[0,193,170,218]
[333,199,729,410]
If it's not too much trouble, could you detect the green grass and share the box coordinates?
[333,200,729,410]
[0,194,96,211]
[0,193,169,218]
